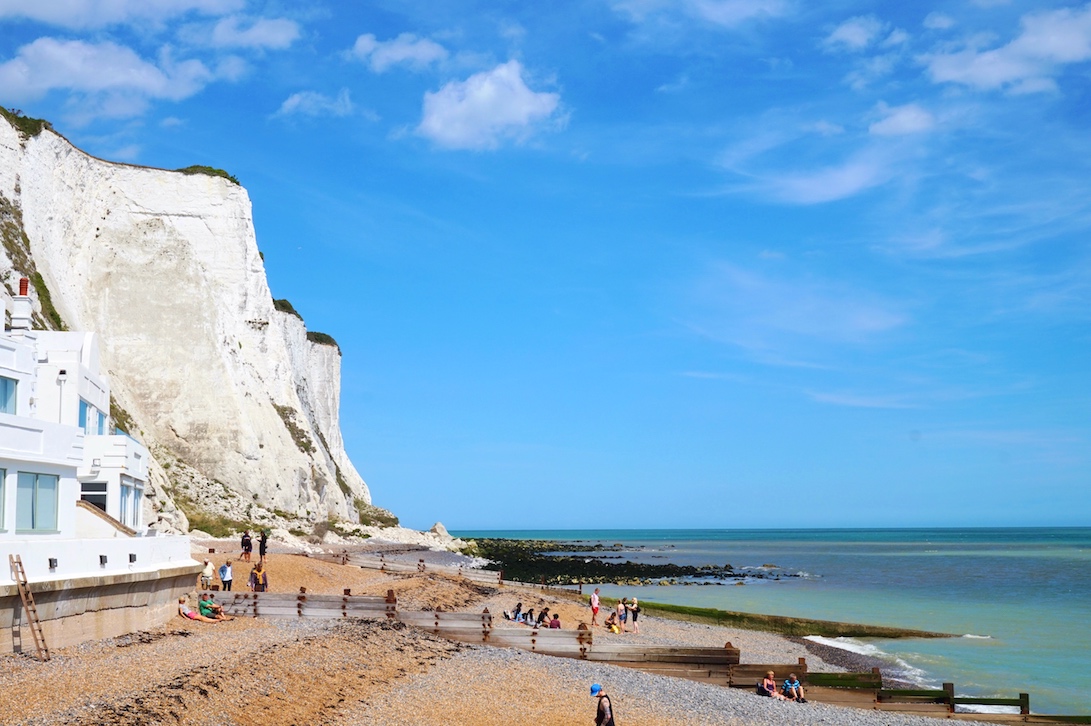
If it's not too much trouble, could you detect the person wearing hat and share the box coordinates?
[590,683,615,726]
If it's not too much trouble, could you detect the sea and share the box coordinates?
[452,528,1090,715]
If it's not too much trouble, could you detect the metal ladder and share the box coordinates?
[9,555,50,661]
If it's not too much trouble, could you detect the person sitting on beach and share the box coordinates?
[604,611,620,634]
[522,608,535,626]
[248,563,269,592]
[178,597,218,623]
[535,608,551,628]
[549,613,561,629]
[783,673,806,702]
[503,602,523,621]
[198,593,234,621]
[758,671,789,700]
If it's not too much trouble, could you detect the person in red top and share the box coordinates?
[590,588,601,626]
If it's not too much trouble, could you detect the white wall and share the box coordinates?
[0,531,194,584]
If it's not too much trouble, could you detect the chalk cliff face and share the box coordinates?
[0,114,370,532]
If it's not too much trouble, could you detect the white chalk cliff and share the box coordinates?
[0,113,371,532]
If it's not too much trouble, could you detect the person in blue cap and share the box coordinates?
[591,683,615,725]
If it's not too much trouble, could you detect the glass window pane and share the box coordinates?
[81,482,107,493]
[97,412,106,435]
[0,377,15,414]
[16,472,35,530]
[79,399,88,429]
[36,474,58,530]
[0,468,5,527]
[81,494,107,511]
[120,486,131,526]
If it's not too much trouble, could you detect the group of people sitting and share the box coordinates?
[178,593,235,623]
[603,597,640,634]
[502,602,561,629]
[757,671,807,702]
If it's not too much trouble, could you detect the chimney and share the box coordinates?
[11,276,33,330]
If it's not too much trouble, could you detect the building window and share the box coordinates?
[81,481,108,512]
[16,472,59,532]
[120,476,143,528]
[0,468,5,529]
[97,411,106,435]
[79,399,89,430]
[0,376,15,414]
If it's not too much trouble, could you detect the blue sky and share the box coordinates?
[2,1,1089,530]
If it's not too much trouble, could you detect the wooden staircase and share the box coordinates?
[9,555,50,661]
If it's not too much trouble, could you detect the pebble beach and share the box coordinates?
[0,541,1001,725]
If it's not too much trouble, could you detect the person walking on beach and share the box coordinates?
[248,562,269,592]
[219,559,233,592]
[199,559,214,590]
[590,683,615,726]
[241,530,253,563]
[258,529,269,563]
[590,588,601,626]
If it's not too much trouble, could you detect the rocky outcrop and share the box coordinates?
[0,112,370,532]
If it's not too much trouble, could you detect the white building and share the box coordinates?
[0,278,199,653]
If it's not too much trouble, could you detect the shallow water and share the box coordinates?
[454,528,1091,715]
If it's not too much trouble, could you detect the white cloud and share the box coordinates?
[417,60,562,150]
[206,16,300,49]
[923,12,956,31]
[805,120,845,136]
[922,4,1091,92]
[350,33,447,73]
[845,53,898,89]
[882,28,909,47]
[0,0,242,29]
[275,89,355,118]
[823,15,885,52]
[808,391,919,408]
[613,0,789,29]
[757,152,894,204]
[690,263,908,355]
[868,102,935,136]
[0,38,212,104]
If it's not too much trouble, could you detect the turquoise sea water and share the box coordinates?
[453,528,1091,715]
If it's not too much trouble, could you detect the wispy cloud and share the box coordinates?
[688,262,909,360]
[189,15,301,50]
[749,150,897,204]
[349,32,447,73]
[807,390,919,408]
[0,0,242,30]
[868,102,935,136]
[921,4,1091,93]
[823,15,886,52]
[275,89,357,118]
[612,0,790,29]
[416,60,563,150]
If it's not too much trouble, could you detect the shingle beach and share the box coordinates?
[0,541,999,726]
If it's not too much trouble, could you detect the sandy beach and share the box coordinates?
[0,541,998,726]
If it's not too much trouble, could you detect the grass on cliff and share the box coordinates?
[273,298,303,320]
[273,403,316,455]
[306,331,340,352]
[175,165,240,185]
[356,501,398,528]
[1,107,52,138]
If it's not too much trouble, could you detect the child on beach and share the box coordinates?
[604,611,621,634]
[248,563,268,592]
[549,613,561,628]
